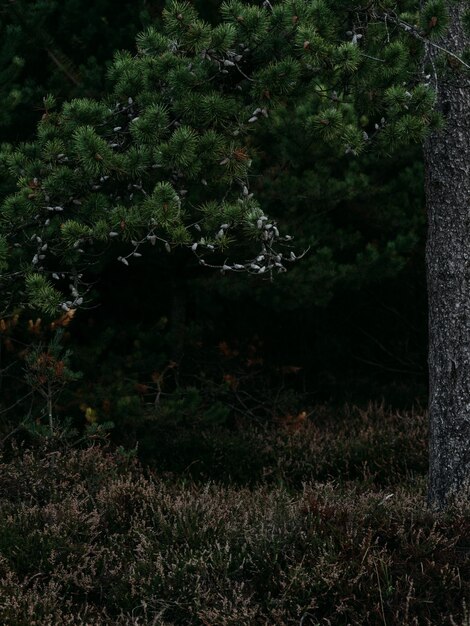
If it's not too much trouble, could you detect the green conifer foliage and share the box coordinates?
[0,0,156,140]
[0,0,447,317]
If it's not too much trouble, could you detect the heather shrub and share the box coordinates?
[0,442,468,625]
[133,403,427,486]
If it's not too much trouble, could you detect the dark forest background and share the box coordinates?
[0,0,427,448]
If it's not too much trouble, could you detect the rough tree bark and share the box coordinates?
[425,1,470,508]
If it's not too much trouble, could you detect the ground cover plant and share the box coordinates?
[127,403,429,486]
[0,405,469,626]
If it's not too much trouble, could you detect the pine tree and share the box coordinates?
[0,0,440,317]
[424,1,470,509]
[0,0,435,354]
[0,0,155,141]
[0,0,226,141]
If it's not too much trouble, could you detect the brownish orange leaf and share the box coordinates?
[54,360,65,378]
[50,308,76,330]
[28,318,42,335]
[276,410,308,432]
[151,371,162,384]
[223,373,239,390]
[135,383,150,395]
[233,147,249,162]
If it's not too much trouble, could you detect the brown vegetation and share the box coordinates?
[0,406,468,625]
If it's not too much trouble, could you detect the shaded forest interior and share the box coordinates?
[2,1,470,624]
[0,0,428,428]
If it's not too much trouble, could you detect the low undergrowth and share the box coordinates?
[0,406,468,625]
[133,403,428,487]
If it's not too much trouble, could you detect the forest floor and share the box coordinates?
[0,404,468,625]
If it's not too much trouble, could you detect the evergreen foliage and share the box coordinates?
[0,0,153,140]
[0,0,447,318]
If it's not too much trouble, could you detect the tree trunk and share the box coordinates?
[425,1,470,508]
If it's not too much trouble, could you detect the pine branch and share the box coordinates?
[45,47,81,87]
[7,1,83,86]
[372,10,470,71]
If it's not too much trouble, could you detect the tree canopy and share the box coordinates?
[0,0,448,318]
